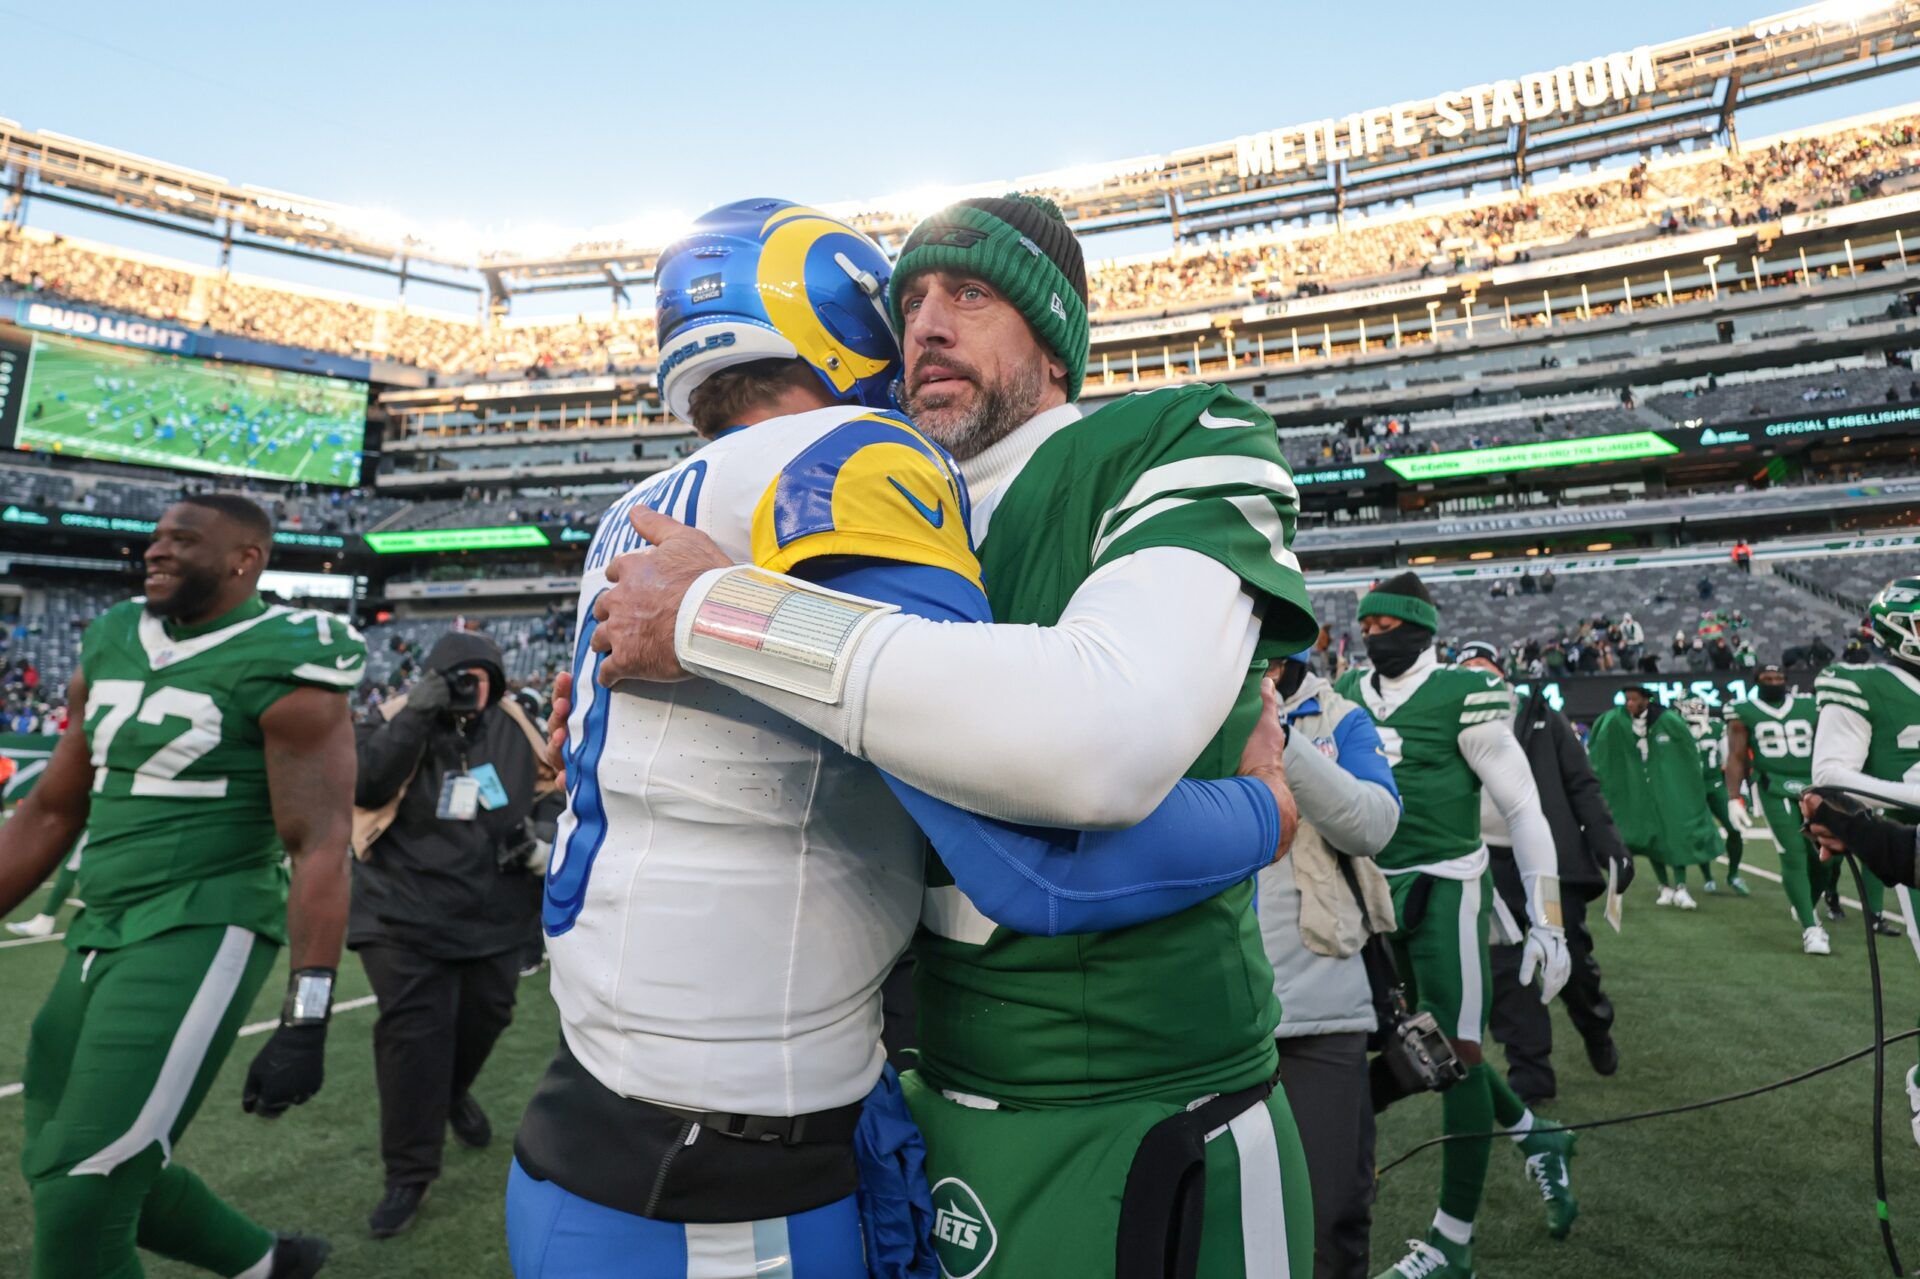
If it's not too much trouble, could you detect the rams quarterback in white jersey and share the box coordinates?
[505,200,1298,1279]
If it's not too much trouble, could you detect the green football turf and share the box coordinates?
[2,832,1919,1277]
[15,330,365,488]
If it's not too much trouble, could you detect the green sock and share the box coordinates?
[1487,1069,1531,1130]
[1864,870,1888,916]
[135,1163,274,1278]
[1780,839,1818,929]
[1651,862,1673,888]
[1438,1063,1496,1223]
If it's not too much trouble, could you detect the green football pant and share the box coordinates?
[1649,862,1693,888]
[1388,871,1502,1224]
[900,1070,1314,1279]
[1758,787,1819,929]
[1708,784,1743,878]
[22,924,279,1279]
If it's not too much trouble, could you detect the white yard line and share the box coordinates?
[0,930,65,950]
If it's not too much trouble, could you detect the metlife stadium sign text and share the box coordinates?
[1234,47,1659,178]
[15,300,191,352]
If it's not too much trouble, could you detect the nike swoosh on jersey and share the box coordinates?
[887,476,945,528]
[1197,409,1253,429]
[335,654,361,669]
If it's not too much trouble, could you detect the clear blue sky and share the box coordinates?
[6,1,1917,313]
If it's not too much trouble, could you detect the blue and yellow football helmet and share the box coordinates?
[654,199,899,424]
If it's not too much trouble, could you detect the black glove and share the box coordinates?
[405,669,451,717]
[498,815,538,872]
[1804,786,1920,890]
[1608,852,1636,895]
[242,1022,327,1118]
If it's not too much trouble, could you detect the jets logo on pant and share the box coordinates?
[930,1177,997,1279]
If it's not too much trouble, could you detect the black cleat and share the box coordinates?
[268,1233,331,1278]
[1825,890,1846,922]
[450,1092,492,1149]
[1872,912,1906,938]
[1584,1035,1620,1077]
[369,1181,429,1239]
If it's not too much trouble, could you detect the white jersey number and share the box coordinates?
[86,680,228,798]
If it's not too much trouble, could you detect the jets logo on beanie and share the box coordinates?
[888,193,1089,399]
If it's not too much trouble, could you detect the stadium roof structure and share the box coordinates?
[2,0,1917,302]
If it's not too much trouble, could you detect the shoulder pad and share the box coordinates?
[752,412,980,586]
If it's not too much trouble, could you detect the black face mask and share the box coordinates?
[1275,660,1309,700]
[1365,625,1434,679]
[1758,683,1788,705]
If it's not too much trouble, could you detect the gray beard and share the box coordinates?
[904,359,1046,462]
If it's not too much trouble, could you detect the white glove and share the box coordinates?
[1906,1066,1920,1151]
[1729,797,1750,830]
[1520,925,1572,1004]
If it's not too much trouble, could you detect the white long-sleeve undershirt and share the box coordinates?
[1460,718,1560,899]
[681,547,1262,829]
[1814,702,1920,809]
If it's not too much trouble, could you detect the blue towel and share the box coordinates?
[853,1064,938,1279]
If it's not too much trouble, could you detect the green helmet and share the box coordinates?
[1867,578,1920,667]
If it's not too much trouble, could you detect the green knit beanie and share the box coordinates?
[1358,571,1440,632]
[887,193,1089,400]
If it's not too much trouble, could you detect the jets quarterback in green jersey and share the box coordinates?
[571,193,1320,1278]
[1725,665,1827,951]
[0,494,361,1279]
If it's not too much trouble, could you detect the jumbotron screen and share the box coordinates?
[8,329,367,487]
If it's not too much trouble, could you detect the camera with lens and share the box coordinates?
[447,669,485,712]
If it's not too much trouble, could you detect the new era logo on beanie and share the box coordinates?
[889,193,1090,399]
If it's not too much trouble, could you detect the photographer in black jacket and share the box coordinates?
[350,629,551,1239]
[1458,641,1632,1104]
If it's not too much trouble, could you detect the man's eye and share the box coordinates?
[960,286,986,300]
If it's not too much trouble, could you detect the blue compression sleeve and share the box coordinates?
[1328,706,1402,804]
[799,557,1281,936]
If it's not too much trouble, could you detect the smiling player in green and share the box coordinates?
[0,494,363,1279]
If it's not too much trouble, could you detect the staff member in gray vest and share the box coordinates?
[1258,649,1402,1279]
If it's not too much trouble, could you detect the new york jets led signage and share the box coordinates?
[363,526,553,554]
[1384,432,1679,482]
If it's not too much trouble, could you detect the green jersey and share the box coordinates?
[72,595,366,950]
[1685,714,1729,798]
[1333,663,1513,871]
[1816,662,1920,818]
[915,383,1317,1106]
[1726,690,1816,794]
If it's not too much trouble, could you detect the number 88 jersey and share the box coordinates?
[1725,687,1817,794]
[73,595,366,951]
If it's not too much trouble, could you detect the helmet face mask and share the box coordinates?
[654,199,900,425]
[1869,578,1920,669]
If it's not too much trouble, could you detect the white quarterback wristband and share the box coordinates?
[674,565,900,704]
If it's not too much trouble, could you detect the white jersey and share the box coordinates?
[546,404,937,1115]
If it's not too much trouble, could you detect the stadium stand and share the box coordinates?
[1087,112,1920,318]
[1310,561,1856,670]
[2,108,1916,390]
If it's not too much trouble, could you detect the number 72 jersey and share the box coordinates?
[74,596,366,950]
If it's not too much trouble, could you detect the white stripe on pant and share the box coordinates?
[1456,876,1484,1042]
[1225,1099,1289,1279]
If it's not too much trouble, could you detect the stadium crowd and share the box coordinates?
[0,110,1915,389]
